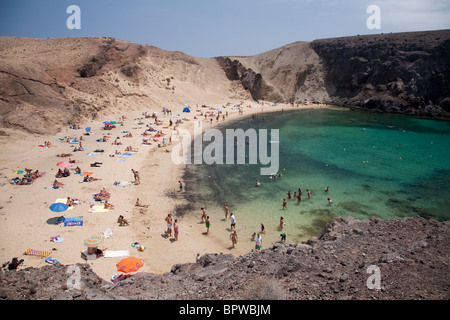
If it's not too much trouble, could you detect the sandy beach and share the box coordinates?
[0,100,330,281]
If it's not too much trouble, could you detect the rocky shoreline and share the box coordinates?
[1,215,448,300]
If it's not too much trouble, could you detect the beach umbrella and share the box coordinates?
[13,170,24,175]
[84,234,105,247]
[49,202,69,212]
[57,162,72,168]
[116,257,143,273]
[183,107,190,113]
[81,172,93,176]
[85,127,91,133]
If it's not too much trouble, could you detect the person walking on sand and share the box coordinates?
[178,180,183,191]
[205,216,211,234]
[230,230,238,248]
[200,207,207,223]
[282,198,287,209]
[173,219,179,241]
[165,213,173,237]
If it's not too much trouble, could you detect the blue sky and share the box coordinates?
[1,0,449,57]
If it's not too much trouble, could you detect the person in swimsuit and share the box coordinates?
[165,213,173,237]
[230,230,238,248]
[173,219,179,241]
[205,216,210,234]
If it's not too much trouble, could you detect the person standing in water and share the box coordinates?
[224,204,230,219]
[282,198,287,209]
[280,217,284,229]
[307,189,311,198]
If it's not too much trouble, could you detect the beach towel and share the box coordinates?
[45,257,59,264]
[48,183,65,189]
[104,250,129,258]
[89,205,109,213]
[50,236,64,243]
[63,216,83,227]
[115,158,126,162]
[86,153,98,156]
[113,181,133,187]
[24,248,51,258]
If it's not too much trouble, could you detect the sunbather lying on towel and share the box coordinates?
[90,162,103,167]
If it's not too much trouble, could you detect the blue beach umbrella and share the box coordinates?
[49,202,69,212]
[85,127,91,133]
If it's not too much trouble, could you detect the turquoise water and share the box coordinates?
[182,108,450,243]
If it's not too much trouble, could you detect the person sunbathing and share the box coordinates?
[117,215,129,226]
[57,153,72,157]
[53,179,64,188]
[55,169,63,178]
[99,188,110,196]
[32,170,41,179]
[90,162,102,167]
[66,197,75,207]
[104,200,114,209]
[75,166,81,174]
[25,168,32,175]
[135,198,149,208]
[62,168,70,177]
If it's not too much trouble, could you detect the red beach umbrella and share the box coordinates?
[57,162,72,168]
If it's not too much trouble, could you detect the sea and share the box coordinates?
[181,107,450,245]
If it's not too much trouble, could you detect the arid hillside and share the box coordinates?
[0,37,249,134]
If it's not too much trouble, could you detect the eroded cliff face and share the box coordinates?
[223,30,450,117]
[311,30,450,116]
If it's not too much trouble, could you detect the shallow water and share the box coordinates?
[182,108,450,245]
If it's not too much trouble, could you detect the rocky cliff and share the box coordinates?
[1,216,448,300]
[223,29,450,117]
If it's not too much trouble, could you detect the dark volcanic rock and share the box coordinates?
[223,30,450,118]
[1,216,449,300]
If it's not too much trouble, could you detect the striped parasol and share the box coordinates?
[84,234,105,247]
